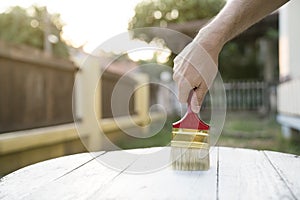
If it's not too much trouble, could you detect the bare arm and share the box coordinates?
[173,0,290,112]
[197,0,290,62]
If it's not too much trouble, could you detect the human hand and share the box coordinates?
[173,40,219,113]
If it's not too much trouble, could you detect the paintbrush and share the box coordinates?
[171,90,210,170]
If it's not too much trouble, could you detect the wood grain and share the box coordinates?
[93,147,218,200]
[218,147,295,200]
[0,152,101,200]
[264,150,300,199]
[1,147,299,200]
[21,149,143,199]
[0,50,76,133]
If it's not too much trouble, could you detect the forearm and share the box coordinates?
[173,0,290,109]
[195,0,289,61]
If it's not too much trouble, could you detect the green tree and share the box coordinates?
[128,0,278,81]
[219,42,262,80]
[0,6,69,58]
[128,0,225,67]
[129,0,225,42]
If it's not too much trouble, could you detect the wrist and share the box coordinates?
[193,26,225,65]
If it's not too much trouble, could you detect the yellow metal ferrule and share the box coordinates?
[172,128,209,143]
[170,140,209,149]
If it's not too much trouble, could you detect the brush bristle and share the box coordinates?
[170,128,210,171]
[171,147,209,171]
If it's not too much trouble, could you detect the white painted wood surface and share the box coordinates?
[218,148,295,200]
[0,147,299,200]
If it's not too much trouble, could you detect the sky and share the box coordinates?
[0,0,147,53]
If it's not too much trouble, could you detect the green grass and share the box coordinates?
[112,118,173,149]
[112,112,300,155]
[217,112,300,155]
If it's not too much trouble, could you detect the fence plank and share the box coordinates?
[207,81,267,111]
[0,42,76,133]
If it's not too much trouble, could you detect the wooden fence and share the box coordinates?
[101,71,136,118]
[203,81,268,111]
[225,81,268,110]
[0,41,77,133]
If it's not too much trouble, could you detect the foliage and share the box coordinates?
[218,112,300,155]
[219,42,263,80]
[0,6,69,58]
[128,0,279,81]
[114,111,300,155]
[128,0,225,42]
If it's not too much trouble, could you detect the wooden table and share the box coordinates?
[0,147,299,200]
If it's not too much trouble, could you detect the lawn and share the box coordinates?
[217,112,300,155]
[114,111,300,155]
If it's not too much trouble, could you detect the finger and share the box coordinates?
[172,72,180,83]
[190,92,200,113]
[178,77,193,103]
[173,59,186,76]
[173,59,184,82]
[173,56,183,71]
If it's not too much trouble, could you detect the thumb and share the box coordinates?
[177,78,192,103]
[190,92,201,113]
[191,84,208,113]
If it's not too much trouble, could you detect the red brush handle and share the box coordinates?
[173,90,209,130]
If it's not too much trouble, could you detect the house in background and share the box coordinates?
[277,0,300,138]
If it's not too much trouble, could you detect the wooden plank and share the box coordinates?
[0,40,75,71]
[10,147,217,199]
[19,149,145,199]
[0,152,102,200]
[1,147,298,200]
[278,79,300,116]
[264,150,300,198]
[91,147,218,200]
[0,52,75,133]
[218,147,295,200]
[0,124,81,154]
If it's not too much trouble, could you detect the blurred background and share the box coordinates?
[0,0,299,177]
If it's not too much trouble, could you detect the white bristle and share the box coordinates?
[171,147,210,171]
